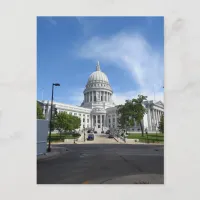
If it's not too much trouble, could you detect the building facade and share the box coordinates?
[37,62,164,133]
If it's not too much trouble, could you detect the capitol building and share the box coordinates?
[38,62,164,133]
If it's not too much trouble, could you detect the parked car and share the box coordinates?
[106,130,110,134]
[87,133,94,141]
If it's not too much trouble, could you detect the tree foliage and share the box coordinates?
[52,112,81,137]
[117,95,148,136]
[131,95,148,136]
[158,114,164,134]
[37,102,44,119]
[117,100,135,133]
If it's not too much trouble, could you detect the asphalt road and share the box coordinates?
[37,144,164,184]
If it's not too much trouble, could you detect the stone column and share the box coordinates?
[152,109,155,129]
[43,105,45,115]
[100,114,102,128]
[156,110,158,126]
[148,107,152,131]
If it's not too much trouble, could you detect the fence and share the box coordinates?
[37,119,49,156]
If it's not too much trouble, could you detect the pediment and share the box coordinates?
[154,101,164,107]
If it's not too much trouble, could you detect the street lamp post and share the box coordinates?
[47,83,60,152]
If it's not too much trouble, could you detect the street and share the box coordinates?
[37,143,164,184]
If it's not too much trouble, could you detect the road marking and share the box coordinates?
[82,181,89,184]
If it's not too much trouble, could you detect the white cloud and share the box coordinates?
[78,31,164,104]
[113,89,164,105]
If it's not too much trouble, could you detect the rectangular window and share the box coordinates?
[69,112,72,115]
[113,118,115,122]
[74,113,77,116]
[101,96,103,101]
[83,119,85,122]
[90,96,92,101]
[79,114,81,116]
[94,96,96,102]
[109,119,111,123]
[87,119,89,123]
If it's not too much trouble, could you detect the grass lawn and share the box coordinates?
[48,133,80,142]
[127,133,164,143]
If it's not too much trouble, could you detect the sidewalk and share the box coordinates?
[37,146,70,161]
[83,174,164,184]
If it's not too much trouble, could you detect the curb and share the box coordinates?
[37,148,70,161]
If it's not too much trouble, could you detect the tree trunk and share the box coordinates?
[140,121,144,137]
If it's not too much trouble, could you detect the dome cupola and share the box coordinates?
[87,61,109,84]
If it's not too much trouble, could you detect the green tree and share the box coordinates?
[54,112,69,138]
[117,101,135,134]
[117,95,148,137]
[53,112,81,139]
[37,102,44,119]
[131,95,148,136]
[158,114,164,134]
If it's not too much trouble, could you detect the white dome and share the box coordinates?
[87,62,109,84]
[88,71,109,83]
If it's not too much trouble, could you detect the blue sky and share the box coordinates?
[37,16,164,105]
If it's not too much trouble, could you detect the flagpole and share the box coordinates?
[41,88,44,101]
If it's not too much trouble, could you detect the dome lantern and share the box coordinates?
[96,61,100,71]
